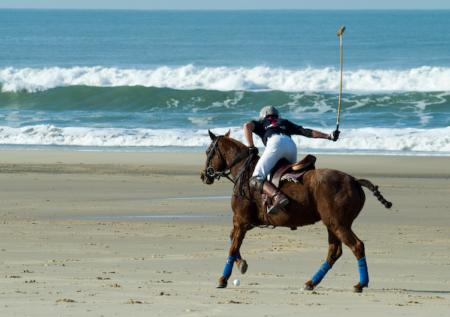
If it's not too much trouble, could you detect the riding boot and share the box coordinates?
[263,181,289,214]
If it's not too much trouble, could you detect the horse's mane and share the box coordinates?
[222,136,247,150]
[219,135,258,198]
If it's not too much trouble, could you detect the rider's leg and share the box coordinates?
[262,181,289,213]
[250,135,296,214]
[251,139,280,180]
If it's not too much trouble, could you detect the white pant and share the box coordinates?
[252,134,297,180]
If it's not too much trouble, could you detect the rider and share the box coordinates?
[244,105,339,214]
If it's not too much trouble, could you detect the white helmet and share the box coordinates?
[259,105,279,120]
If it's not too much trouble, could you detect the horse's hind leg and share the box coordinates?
[304,229,342,290]
[334,227,369,293]
[217,225,247,288]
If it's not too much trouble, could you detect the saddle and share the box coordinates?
[262,154,316,230]
[269,154,316,188]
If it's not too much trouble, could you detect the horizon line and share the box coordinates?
[1,8,449,11]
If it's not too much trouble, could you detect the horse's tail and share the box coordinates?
[357,179,393,209]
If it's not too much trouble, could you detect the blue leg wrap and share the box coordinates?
[357,257,369,286]
[222,255,236,279]
[311,261,332,285]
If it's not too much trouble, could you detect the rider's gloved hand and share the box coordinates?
[248,146,259,155]
[328,130,340,142]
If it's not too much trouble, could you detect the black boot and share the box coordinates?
[263,181,289,214]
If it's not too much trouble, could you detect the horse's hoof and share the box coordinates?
[217,277,228,289]
[237,259,248,274]
[353,282,368,293]
[304,280,315,291]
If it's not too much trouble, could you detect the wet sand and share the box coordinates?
[0,150,449,316]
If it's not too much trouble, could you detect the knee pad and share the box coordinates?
[249,176,263,193]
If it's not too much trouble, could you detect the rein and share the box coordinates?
[204,136,275,228]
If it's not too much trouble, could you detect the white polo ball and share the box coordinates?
[233,279,240,286]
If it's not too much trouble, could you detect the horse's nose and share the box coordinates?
[200,170,213,184]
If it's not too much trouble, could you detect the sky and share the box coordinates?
[1,0,450,10]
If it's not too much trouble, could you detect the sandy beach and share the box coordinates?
[0,150,449,316]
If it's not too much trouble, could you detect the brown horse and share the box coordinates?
[200,130,392,293]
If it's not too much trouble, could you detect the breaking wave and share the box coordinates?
[0,125,449,155]
[1,65,450,93]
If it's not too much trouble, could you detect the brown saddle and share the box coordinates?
[269,154,316,188]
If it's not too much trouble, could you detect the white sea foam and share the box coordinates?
[1,65,450,93]
[0,125,449,155]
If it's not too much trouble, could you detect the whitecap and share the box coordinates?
[0,124,449,155]
[2,65,450,93]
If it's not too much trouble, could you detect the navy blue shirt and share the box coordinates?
[251,117,313,146]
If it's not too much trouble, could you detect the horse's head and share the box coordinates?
[200,129,231,185]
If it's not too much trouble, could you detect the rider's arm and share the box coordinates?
[310,130,331,139]
[243,121,255,147]
[311,129,340,141]
[289,121,335,140]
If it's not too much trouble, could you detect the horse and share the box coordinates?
[200,130,392,293]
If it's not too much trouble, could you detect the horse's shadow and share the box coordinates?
[380,288,450,295]
[311,287,450,295]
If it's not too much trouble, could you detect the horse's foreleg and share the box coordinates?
[217,226,247,288]
[304,229,342,290]
[335,227,368,293]
[228,230,247,274]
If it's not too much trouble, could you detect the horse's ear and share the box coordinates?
[208,129,217,140]
[224,129,231,138]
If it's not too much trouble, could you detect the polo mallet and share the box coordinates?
[335,26,346,132]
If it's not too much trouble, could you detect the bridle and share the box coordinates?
[204,137,251,184]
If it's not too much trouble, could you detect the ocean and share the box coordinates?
[0,9,449,155]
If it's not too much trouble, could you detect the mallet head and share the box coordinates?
[337,26,346,37]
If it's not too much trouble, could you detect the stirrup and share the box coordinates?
[267,195,289,214]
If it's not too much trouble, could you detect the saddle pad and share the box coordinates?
[272,154,317,188]
[281,171,309,184]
